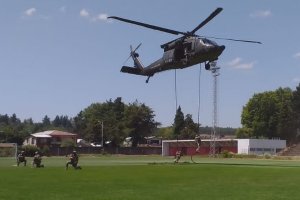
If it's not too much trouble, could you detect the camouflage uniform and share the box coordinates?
[17,151,27,166]
[195,135,202,152]
[32,152,44,168]
[174,150,182,163]
[66,151,81,170]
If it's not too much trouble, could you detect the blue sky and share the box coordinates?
[0,1,299,128]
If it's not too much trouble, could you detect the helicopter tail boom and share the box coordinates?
[121,66,143,75]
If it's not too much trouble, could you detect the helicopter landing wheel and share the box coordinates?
[146,76,151,83]
[205,62,210,70]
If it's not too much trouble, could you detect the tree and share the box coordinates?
[42,115,51,127]
[235,127,253,138]
[156,126,173,139]
[124,101,160,147]
[173,106,185,139]
[241,87,295,142]
[52,115,73,130]
[292,83,300,132]
[180,114,199,139]
[74,98,129,147]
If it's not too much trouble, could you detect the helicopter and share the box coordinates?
[108,8,261,83]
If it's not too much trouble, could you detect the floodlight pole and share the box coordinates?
[209,61,220,157]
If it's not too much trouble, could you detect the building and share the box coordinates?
[162,139,286,156]
[237,139,286,155]
[23,130,77,148]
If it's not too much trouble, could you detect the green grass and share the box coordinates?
[1,155,300,200]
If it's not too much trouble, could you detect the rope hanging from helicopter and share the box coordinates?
[174,64,202,163]
[191,63,202,164]
[174,69,178,110]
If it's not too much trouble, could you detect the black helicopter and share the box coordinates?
[108,8,261,83]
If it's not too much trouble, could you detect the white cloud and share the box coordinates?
[227,57,242,67]
[250,10,272,18]
[80,9,111,23]
[227,57,256,70]
[24,8,36,16]
[92,13,112,22]
[80,9,89,17]
[97,13,108,21]
[293,52,300,59]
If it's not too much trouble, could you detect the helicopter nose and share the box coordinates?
[219,45,225,52]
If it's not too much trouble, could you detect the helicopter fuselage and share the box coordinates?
[110,8,259,83]
[140,36,225,76]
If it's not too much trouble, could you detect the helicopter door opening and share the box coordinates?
[182,42,193,64]
[174,47,185,61]
[184,42,192,56]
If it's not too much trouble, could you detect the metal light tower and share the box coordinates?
[209,61,220,157]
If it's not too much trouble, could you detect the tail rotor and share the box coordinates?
[123,43,142,64]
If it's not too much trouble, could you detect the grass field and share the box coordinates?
[1,155,300,200]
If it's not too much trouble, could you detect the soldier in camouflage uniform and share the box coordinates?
[195,134,202,153]
[66,151,81,170]
[174,150,182,163]
[17,151,27,166]
[32,151,44,168]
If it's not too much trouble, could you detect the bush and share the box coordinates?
[262,153,272,159]
[61,139,76,148]
[221,150,234,158]
[21,145,40,157]
[41,145,50,156]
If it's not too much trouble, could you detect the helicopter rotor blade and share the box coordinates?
[133,43,142,53]
[123,43,142,65]
[200,35,262,44]
[190,7,223,35]
[108,16,186,35]
[123,55,131,65]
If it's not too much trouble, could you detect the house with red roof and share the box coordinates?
[23,130,77,148]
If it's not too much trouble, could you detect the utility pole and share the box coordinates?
[209,61,220,157]
[101,121,104,153]
[98,121,104,153]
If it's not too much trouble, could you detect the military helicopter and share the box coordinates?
[108,8,261,83]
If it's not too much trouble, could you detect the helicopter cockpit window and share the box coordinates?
[201,38,217,46]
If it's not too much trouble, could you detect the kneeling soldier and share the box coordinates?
[66,151,81,170]
[32,151,44,168]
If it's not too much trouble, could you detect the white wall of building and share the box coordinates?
[162,141,169,156]
[237,139,250,154]
[237,139,286,155]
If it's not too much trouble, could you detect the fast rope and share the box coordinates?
[174,69,178,110]
[174,69,179,151]
[191,63,202,164]
[197,63,202,134]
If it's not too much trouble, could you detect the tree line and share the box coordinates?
[237,84,300,144]
[1,83,299,147]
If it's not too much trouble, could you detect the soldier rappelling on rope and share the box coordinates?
[195,134,202,153]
